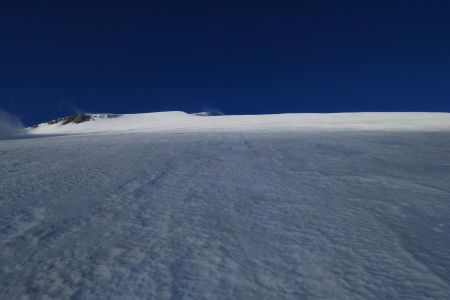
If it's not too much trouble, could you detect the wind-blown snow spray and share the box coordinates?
[0,108,23,139]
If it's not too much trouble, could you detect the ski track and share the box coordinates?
[1,130,450,299]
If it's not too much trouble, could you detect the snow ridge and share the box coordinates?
[27,112,450,135]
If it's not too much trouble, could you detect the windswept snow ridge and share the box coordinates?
[27,112,450,135]
[1,112,450,299]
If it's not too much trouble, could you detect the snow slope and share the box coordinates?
[1,112,450,299]
[28,111,450,134]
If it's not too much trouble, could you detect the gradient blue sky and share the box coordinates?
[1,0,449,125]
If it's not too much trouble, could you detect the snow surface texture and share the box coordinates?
[1,112,450,299]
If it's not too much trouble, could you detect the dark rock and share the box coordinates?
[41,113,92,126]
[194,112,212,116]
[61,113,91,125]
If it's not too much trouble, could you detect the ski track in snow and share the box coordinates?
[1,129,450,299]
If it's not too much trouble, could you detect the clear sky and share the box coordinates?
[1,0,449,125]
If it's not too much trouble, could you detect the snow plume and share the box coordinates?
[58,99,83,115]
[201,106,224,116]
[0,108,23,139]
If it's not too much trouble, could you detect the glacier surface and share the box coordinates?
[1,112,450,299]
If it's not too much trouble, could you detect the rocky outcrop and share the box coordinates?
[29,113,122,129]
[61,113,91,125]
[32,113,93,128]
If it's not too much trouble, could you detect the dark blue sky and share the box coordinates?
[1,0,449,125]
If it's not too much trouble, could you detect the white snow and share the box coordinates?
[1,112,450,299]
[27,112,450,135]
